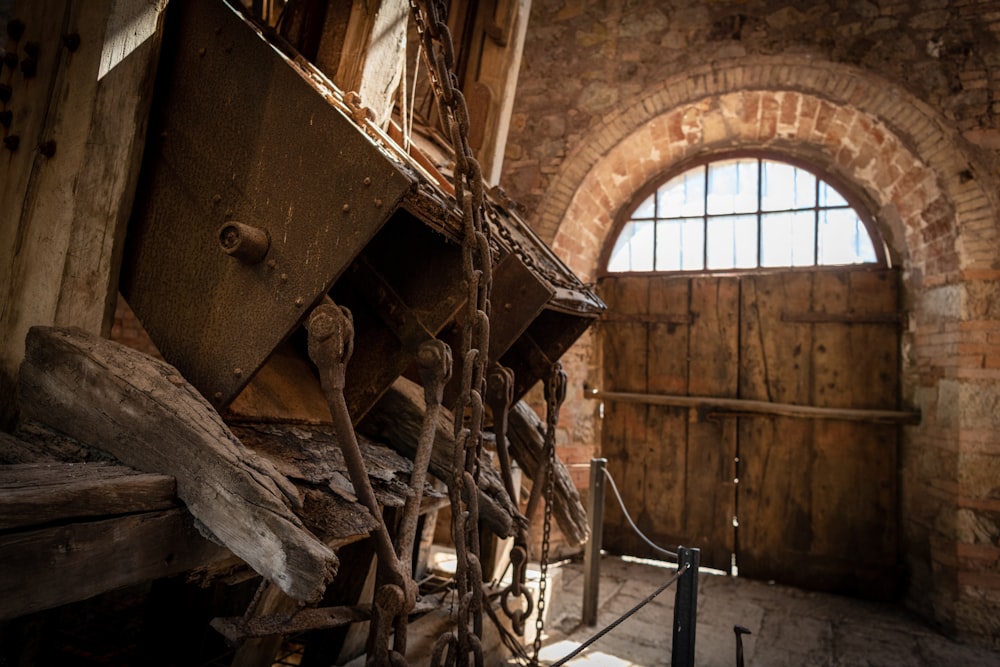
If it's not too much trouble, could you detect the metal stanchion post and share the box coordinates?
[671,546,700,667]
[582,458,607,626]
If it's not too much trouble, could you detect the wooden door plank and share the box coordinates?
[638,276,690,557]
[684,277,739,569]
[738,273,817,584]
[738,269,900,599]
[598,276,650,554]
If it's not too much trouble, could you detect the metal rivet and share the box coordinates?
[363,177,372,186]
[213,391,223,400]
[62,33,80,52]
[38,140,55,158]
[280,273,288,282]
[342,203,351,212]
[294,297,304,307]
[374,198,383,208]
[212,193,221,204]
[198,47,206,57]
[234,368,243,377]
[267,259,276,269]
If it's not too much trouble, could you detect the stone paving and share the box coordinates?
[533,555,1000,667]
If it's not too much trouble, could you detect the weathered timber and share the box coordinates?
[0,0,167,428]
[507,400,589,548]
[17,326,338,603]
[359,377,521,539]
[587,389,921,424]
[0,462,176,531]
[0,509,229,622]
[230,422,446,542]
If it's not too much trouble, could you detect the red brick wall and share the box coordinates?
[502,1,1000,648]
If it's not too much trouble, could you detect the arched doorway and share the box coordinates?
[597,155,902,599]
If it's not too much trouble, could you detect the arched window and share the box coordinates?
[606,157,884,273]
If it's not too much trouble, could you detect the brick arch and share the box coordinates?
[545,57,997,284]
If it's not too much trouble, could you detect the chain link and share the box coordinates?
[532,363,567,662]
[412,2,493,665]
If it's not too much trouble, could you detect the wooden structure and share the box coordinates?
[0,0,601,664]
[597,268,904,600]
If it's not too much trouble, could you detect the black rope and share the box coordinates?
[548,563,690,667]
[603,468,678,560]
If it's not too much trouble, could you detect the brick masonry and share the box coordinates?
[501,0,1000,649]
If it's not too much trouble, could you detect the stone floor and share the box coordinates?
[533,555,1000,667]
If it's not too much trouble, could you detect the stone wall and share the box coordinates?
[501,0,1000,648]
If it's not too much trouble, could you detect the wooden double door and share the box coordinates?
[598,268,900,599]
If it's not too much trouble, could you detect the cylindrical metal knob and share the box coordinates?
[218,221,269,264]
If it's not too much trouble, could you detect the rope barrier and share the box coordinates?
[603,468,678,560]
[548,563,690,667]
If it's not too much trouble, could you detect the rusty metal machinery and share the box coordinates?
[122,0,602,422]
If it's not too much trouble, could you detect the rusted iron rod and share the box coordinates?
[585,389,920,425]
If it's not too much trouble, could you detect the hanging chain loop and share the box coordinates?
[532,363,567,663]
[413,1,493,664]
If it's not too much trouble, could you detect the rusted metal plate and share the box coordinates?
[120,0,414,407]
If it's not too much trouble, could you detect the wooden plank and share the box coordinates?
[637,276,689,558]
[0,509,229,622]
[585,390,920,424]
[0,462,176,530]
[738,272,818,585]
[0,0,166,426]
[597,276,650,556]
[683,277,738,569]
[18,326,338,603]
[807,269,899,598]
[738,269,900,599]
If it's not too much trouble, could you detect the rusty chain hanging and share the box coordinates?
[411,1,493,665]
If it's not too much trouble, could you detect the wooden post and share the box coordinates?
[582,458,606,627]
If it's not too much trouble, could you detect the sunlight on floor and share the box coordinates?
[538,640,636,667]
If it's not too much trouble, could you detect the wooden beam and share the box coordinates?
[0,509,229,622]
[0,462,176,531]
[18,326,339,603]
[0,0,167,426]
[586,388,922,425]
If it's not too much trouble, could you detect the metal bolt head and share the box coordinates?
[342,203,351,213]
[233,368,243,377]
[294,297,304,307]
[363,177,372,186]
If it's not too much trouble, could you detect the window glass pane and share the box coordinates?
[631,193,656,219]
[818,210,876,265]
[707,160,758,215]
[760,211,815,267]
[818,181,848,207]
[761,160,816,211]
[656,218,704,271]
[706,215,757,269]
[658,170,705,217]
